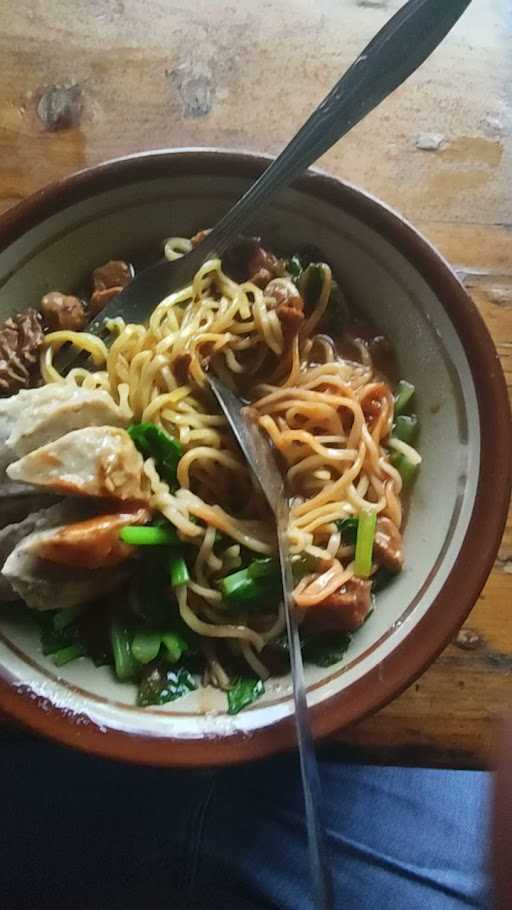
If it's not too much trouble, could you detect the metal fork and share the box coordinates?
[56,0,472,375]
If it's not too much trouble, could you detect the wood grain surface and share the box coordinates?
[0,0,510,767]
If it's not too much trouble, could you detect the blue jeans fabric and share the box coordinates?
[0,735,489,909]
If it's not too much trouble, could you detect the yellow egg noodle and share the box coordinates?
[40,238,415,687]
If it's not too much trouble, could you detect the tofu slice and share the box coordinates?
[7,427,149,503]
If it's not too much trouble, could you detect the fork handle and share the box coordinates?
[199,0,471,257]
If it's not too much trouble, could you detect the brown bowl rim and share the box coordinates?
[0,148,510,766]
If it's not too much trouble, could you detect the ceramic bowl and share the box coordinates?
[0,150,509,766]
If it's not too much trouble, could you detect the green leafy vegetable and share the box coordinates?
[291,552,317,582]
[47,601,113,668]
[131,551,173,625]
[119,525,180,546]
[169,555,190,587]
[394,380,415,416]
[354,509,377,579]
[303,632,351,668]
[319,280,350,335]
[128,422,182,487]
[53,605,87,633]
[52,642,87,667]
[137,663,197,707]
[110,619,139,681]
[299,263,325,309]
[392,414,419,445]
[336,516,359,545]
[287,254,303,281]
[227,676,265,715]
[220,558,281,607]
[38,612,79,657]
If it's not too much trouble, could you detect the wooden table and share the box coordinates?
[0,0,510,768]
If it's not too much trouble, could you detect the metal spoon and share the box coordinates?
[207,374,333,909]
[57,0,472,373]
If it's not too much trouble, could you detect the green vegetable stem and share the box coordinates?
[119,525,180,546]
[110,619,139,681]
[354,509,377,579]
[220,558,281,606]
[394,380,415,416]
[169,555,190,588]
[392,414,419,445]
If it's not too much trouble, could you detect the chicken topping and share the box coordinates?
[89,285,123,318]
[373,516,403,573]
[172,353,192,386]
[41,292,86,332]
[222,238,282,286]
[191,229,211,247]
[277,303,305,350]
[302,577,372,634]
[265,277,303,310]
[360,382,393,431]
[247,244,281,288]
[92,259,133,292]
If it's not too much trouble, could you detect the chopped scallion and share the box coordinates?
[169,555,190,588]
[390,451,418,487]
[52,642,86,667]
[110,619,139,681]
[394,380,415,416]
[354,509,377,579]
[119,525,180,546]
[392,414,419,445]
[220,559,280,606]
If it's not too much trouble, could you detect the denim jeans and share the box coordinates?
[0,734,489,909]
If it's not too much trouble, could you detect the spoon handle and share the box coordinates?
[203,0,471,255]
[58,0,472,371]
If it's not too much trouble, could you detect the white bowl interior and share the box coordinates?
[0,171,480,741]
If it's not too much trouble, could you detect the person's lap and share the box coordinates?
[0,734,489,909]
